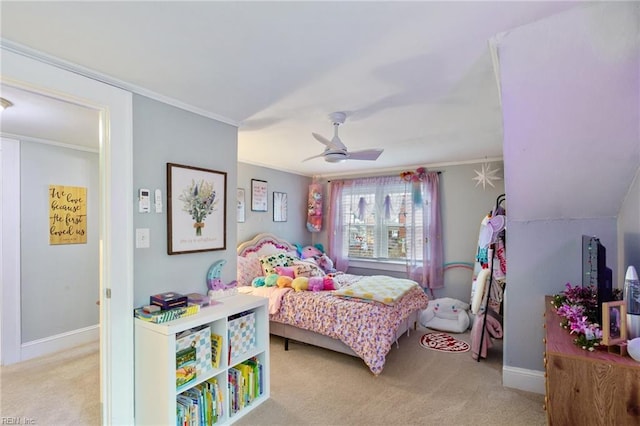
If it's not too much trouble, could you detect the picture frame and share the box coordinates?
[602,300,627,346]
[237,188,246,223]
[273,192,287,222]
[251,179,268,212]
[167,163,226,255]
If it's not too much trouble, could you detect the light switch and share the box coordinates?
[136,228,150,248]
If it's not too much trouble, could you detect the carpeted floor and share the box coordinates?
[236,327,545,426]
[0,340,100,425]
[0,327,545,425]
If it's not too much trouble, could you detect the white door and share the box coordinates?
[0,47,134,424]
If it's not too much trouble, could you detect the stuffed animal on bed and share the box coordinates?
[292,276,309,292]
[315,253,336,274]
[419,297,470,333]
[264,274,279,287]
[295,243,323,260]
[295,243,337,274]
[277,275,293,288]
[308,276,324,291]
[322,276,335,290]
[251,277,266,287]
[307,276,335,291]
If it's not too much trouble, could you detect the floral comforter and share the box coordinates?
[270,284,429,375]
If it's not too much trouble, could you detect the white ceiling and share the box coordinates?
[1,1,584,177]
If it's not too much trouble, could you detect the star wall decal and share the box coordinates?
[473,162,502,190]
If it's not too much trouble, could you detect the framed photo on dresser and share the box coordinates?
[602,300,627,346]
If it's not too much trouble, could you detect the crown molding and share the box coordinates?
[1,39,240,128]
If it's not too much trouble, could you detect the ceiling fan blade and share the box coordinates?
[346,149,384,161]
[312,132,333,148]
[312,132,346,151]
[302,152,326,162]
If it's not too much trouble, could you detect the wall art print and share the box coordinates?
[251,179,268,212]
[49,184,87,245]
[167,163,227,255]
[273,191,287,222]
[237,188,246,223]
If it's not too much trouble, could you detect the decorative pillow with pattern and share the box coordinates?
[259,253,296,276]
[237,256,263,287]
[292,260,326,278]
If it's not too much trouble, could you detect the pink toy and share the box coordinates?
[322,276,335,291]
[308,276,325,291]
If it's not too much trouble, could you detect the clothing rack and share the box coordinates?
[477,193,506,362]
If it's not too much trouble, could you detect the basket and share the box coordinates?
[228,311,256,359]
[176,326,212,377]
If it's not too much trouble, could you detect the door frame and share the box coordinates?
[1,46,134,424]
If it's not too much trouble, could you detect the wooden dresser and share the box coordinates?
[544,296,640,425]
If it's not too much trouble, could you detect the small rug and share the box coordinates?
[420,332,470,353]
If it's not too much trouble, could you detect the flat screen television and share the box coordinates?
[582,235,613,320]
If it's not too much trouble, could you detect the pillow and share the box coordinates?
[259,253,295,276]
[237,256,263,287]
[292,260,325,278]
[274,266,295,279]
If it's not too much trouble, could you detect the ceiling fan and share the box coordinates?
[303,112,383,163]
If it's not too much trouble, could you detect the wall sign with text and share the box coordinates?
[49,185,87,245]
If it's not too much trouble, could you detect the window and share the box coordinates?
[339,178,427,263]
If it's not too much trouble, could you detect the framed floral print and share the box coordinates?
[167,163,227,254]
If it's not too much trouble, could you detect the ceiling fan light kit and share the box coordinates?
[324,151,348,163]
[305,111,383,163]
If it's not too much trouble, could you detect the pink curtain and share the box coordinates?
[406,172,443,293]
[327,180,350,272]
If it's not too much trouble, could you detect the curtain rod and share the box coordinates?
[326,170,442,182]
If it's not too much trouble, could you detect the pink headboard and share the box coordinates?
[237,233,297,259]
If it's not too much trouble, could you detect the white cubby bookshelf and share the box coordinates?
[134,294,269,425]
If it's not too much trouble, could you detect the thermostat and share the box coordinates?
[139,188,150,213]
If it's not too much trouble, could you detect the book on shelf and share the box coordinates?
[177,377,224,425]
[244,357,263,398]
[176,346,197,389]
[211,333,223,368]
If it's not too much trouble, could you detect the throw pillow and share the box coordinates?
[259,253,295,276]
[293,260,325,278]
[237,256,263,287]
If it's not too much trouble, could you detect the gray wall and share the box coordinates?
[505,218,616,369]
[20,142,99,342]
[501,2,639,373]
[313,162,505,303]
[237,162,312,246]
[132,95,238,307]
[618,169,640,280]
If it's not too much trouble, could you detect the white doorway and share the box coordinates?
[0,47,134,424]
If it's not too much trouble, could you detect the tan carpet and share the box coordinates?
[0,341,100,425]
[236,328,545,426]
[0,328,545,426]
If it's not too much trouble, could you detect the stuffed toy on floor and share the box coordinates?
[419,297,470,333]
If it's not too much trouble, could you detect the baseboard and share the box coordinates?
[502,365,545,395]
[20,324,99,362]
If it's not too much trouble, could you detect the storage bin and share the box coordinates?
[228,311,256,359]
[176,326,212,377]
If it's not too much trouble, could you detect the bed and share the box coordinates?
[236,233,429,375]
